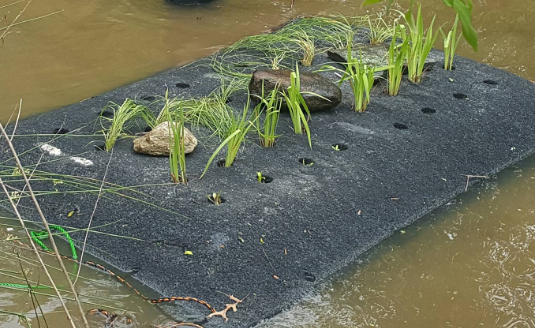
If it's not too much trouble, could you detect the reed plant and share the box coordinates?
[387,23,409,96]
[281,64,312,148]
[322,43,389,112]
[440,15,461,71]
[254,83,282,147]
[167,105,187,185]
[403,3,438,83]
[200,101,256,178]
[100,99,154,151]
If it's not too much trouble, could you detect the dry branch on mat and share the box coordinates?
[208,294,248,322]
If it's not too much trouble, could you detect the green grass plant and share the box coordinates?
[387,23,409,96]
[281,64,312,148]
[403,3,439,83]
[322,43,389,112]
[200,101,256,178]
[167,104,187,185]
[100,99,154,151]
[440,15,461,71]
[254,83,282,147]
[211,16,357,82]
[354,15,394,44]
[292,29,316,66]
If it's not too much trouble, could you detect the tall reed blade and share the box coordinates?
[387,23,409,96]
[440,15,461,71]
[404,3,438,83]
[281,64,312,148]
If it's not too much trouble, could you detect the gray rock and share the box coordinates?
[249,69,342,112]
[133,121,197,156]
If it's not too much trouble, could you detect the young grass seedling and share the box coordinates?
[440,15,461,71]
[387,23,409,96]
[100,99,154,151]
[332,144,340,151]
[281,64,312,148]
[403,3,439,83]
[254,83,282,147]
[257,171,263,183]
[207,191,223,205]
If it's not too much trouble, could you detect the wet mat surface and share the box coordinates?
[2,43,535,327]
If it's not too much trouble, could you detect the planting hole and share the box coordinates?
[441,63,456,70]
[257,175,273,183]
[176,82,190,89]
[421,107,436,114]
[141,95,156,101]
[217,159,226,167]
[453,93,468,99]
[207,195,226,205]
[331,143,348,151]
[225,98,233,104]
[393,123,408,130]
[53,128,69,134]
[144,126,152,133]
[99,110,114,118]
[483,80,498,85]
[298,158,315,166]
[304,272,316,282]
[94,142,106,151]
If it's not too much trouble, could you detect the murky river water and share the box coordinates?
[1,0,535,327]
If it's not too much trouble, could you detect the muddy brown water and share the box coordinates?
[1,0,535,327]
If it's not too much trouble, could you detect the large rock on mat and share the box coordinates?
[133,121,197,156]
[249,69,342,112]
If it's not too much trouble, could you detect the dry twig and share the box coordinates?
[461,174,489,192]
[208,294,248,322]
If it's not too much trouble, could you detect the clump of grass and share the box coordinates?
[440,15,461,71]
[387,23,409,96]
[403,3,438,83]
[354,15,395,44]
[211,16,357,82]
[100,99,154,151]
[153,80,243,140]
[253,83,282,147]
[292,30,316,66]
[322,43,389,112]
[281,64,312,148]
[200,100,256,178]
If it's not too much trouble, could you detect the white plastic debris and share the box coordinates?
[40,144,62,156]
[70,157,94,166]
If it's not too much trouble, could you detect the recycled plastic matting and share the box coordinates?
[2,43,535,327]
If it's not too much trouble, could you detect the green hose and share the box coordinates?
[30,225,78,260]
[0,225,74,290]
[0,282,50,289]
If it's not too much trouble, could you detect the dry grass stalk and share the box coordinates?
[0,122,90,328]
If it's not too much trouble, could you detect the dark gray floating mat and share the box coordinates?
[2,47,535,328]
